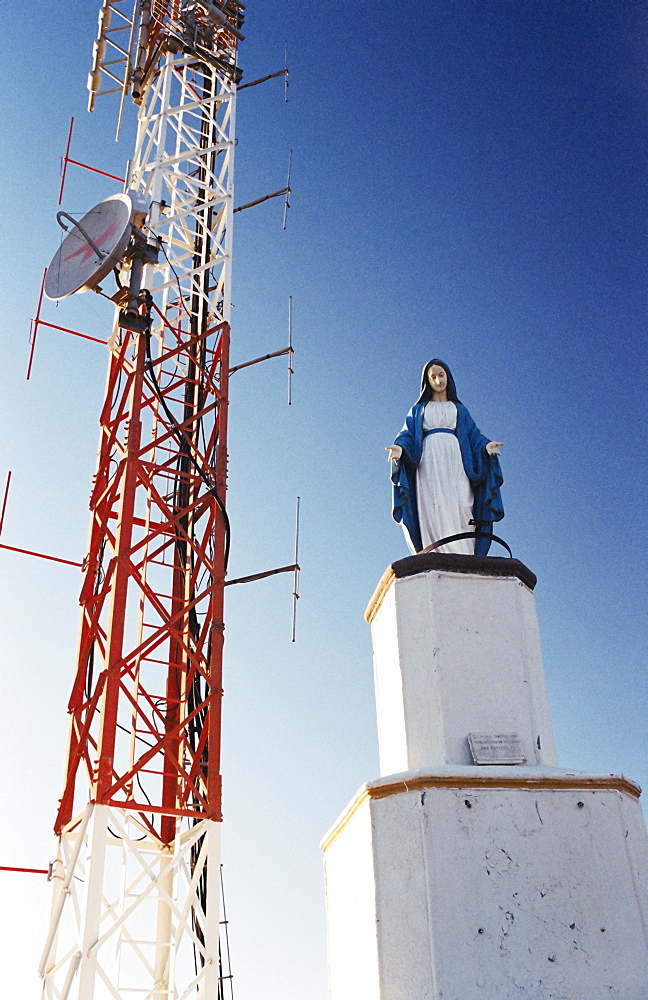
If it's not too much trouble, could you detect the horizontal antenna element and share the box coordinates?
[238,68,288,92]
[225,563,299,587]
[234,186,291,214]
[228,345,292,375]
[58,118,126,205]
[233,154,292,225]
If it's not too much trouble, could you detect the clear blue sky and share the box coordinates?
[1,2,646,998]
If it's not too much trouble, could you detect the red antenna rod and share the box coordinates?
[0,543,82,568]
[0,471,82,566]
[0,866,49,875]
[0,471,11,536]
[57,117,75,205]
[26,269,47,380]
[27,267,109,379]
[58,116,125,206]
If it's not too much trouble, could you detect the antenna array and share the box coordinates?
[39,5,243,998]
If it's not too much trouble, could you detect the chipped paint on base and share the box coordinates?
[324,777,648,999]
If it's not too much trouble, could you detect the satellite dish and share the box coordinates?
[44,193,139,301]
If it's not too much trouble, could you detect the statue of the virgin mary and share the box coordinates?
[386,360,504,556]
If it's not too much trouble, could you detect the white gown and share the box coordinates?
[416,401,474,555]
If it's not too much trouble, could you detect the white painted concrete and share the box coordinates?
[323,797,380,1000]
[324,561,648,998]
[369,568,557,774]
[323,769,648,1000]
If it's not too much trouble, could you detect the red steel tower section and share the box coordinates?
[56,312,229,841]
[40,2,243,997]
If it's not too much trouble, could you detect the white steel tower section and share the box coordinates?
[129,46,236,333]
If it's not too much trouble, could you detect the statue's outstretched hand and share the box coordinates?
[386,445,403,462]
[486,441,503,456]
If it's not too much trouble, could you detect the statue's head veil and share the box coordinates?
[417,359,460,404]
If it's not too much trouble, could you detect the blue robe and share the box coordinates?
[391,401,504,556]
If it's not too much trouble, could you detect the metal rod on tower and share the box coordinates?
[283,149,293,230]
[0,865,49,875]
[292,495,301,642]
[225,563,298,587]
[229,346,292,375]
[26,269,47,380]
[219,864,235,999]
[234,186,290,214]
[58,116,125,205]
[0,471,11,536]
[288,294,294,404]
[58,117,75,205]
[237,68,287,92]
[31,320,108,349]
[0,543,82,568]
[114,1,139,140]
[0,470,83,566]
[27,271,110,379]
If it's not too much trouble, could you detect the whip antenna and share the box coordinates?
[292,496,301,642]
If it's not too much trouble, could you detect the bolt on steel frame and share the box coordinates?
[40,2,241,997]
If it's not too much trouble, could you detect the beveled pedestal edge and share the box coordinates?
[320,766,641,852]
[365,553,537,624]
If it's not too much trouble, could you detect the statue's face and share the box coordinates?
[427,364,447,395]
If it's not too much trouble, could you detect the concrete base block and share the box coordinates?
[322,768,648,1000]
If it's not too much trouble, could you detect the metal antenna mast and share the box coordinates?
[40,2,243,997]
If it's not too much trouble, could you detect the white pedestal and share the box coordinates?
[365,554,557,774]
[323,768,648,1000]
[323,555,648,999]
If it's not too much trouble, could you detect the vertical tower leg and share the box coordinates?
[199,821,222,999]
[152,847,173,1000]
[40,7,239,994]
[75,806,109,1000]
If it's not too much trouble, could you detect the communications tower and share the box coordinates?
[39,2,245,997]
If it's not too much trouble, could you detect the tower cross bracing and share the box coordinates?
[40,4,242,997]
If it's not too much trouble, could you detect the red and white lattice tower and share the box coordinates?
[39,2,243,997]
